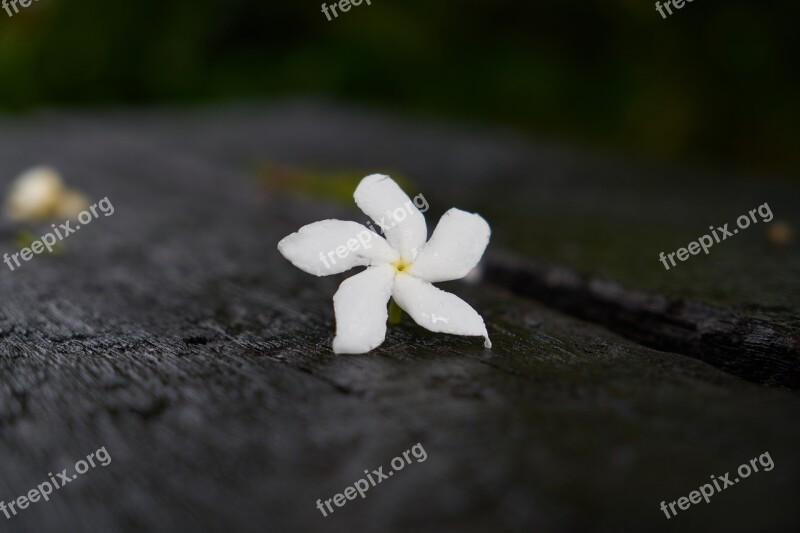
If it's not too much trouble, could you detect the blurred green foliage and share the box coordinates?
[0,0,797,176]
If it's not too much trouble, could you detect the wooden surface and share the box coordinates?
[0,102,798,532]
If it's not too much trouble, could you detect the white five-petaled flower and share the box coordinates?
[277,174,492,354]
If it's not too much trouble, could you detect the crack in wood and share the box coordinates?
[485,251,800,389]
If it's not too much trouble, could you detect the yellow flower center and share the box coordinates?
[392,259,411,274]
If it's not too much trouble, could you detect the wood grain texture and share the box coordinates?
[486,251,800,389]
[0,103,798,533]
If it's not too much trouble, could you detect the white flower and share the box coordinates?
[5,166,89,223]
[6,166,65,221]
[278,174,492,354]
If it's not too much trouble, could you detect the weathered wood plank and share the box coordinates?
[0,104,798,533]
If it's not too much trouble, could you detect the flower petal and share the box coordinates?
[333,264,395,354]
[408,208,491,282]
[354,174,427,262]
[278,220,398,276]
[393,274,491,347]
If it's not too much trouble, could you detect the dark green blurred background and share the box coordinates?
[1,0,797,176]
